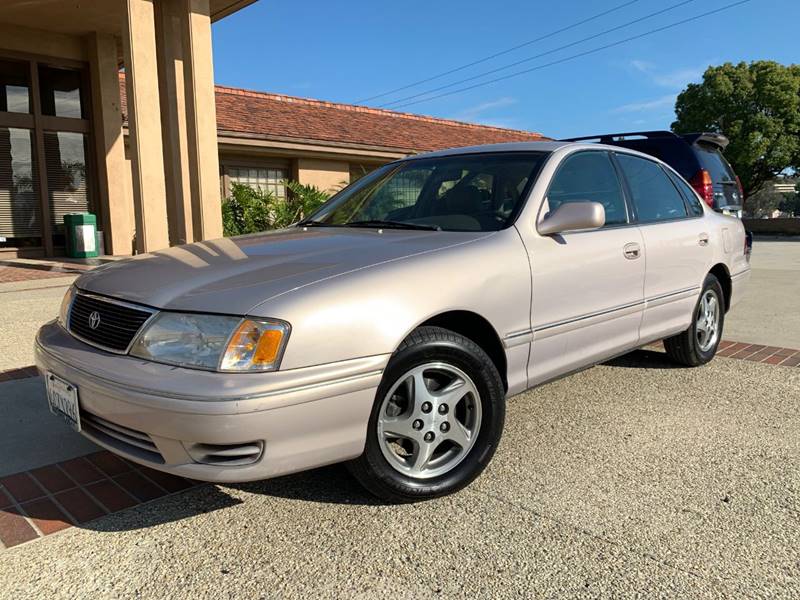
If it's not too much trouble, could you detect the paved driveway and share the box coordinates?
[1,351,798,599]
[725,239,800,348]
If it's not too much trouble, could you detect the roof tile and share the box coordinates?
[119,75,547,153]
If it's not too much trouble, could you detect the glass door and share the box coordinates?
[0,58,41,251]
[0,54,93,256]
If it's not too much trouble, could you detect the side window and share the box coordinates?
[666,169,704,217]
[616,154,688,223]
[546,152,628,226]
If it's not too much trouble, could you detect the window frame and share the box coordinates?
[220,158,290,200]
[542,149,634,231]
[611,151,701,226]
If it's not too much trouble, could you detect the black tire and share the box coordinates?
[347,326,505,503]
[664,273,725,367]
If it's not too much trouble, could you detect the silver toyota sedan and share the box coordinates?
[36,142,751,502]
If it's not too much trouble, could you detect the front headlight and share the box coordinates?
[129,313,290,372]
[58,286,76,328]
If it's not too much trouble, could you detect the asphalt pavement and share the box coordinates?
[1,351,797,599]
[0,276,76,371]
[725,239,800,348]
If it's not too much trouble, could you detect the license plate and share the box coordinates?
[46,372,81,432]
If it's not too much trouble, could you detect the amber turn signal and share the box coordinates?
[220,318,290,371]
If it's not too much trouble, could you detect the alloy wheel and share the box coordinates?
[376,362,482,479]
[696,289,720,352]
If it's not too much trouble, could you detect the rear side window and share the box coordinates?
[547,151,628,226]
[666,169,704,217]
[616,154,688,223]
[695,143,736,184]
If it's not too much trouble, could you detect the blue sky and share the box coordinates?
[212,0,799,139]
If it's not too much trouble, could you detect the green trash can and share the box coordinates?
[64,213,99,258]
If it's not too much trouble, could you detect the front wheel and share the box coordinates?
[664,273,725,366]
[347,326,505,503]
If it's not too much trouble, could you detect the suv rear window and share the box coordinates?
[694,142,736,184]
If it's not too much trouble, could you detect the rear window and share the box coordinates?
[694,143,736,183]
[616,154,688,223]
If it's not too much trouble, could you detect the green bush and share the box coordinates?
[222,181,330,236]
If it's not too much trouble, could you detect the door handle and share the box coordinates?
[623,242,641,260]
[698,233,709,247]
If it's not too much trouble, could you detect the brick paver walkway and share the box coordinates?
[0,259,97,284]
[0,451,198,550]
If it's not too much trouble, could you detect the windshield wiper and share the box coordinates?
[296,220,335,227]
[343,219,441,231]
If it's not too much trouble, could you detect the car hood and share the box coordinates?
[77,228,491,315]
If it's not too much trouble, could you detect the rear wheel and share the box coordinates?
[664,273,725,366]
[347,326,505,503]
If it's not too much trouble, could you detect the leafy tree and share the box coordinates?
[743,187,784,218]
[779,183,800,217]
[672,61,800,196]
[222,181,330,236]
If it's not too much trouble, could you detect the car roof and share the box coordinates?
[402,140,660,161]
[405,141,573,160]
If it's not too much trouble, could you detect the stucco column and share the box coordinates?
[182,0,223,241]
[123,0,170,253]
[87,33,134,256]
[155,0,193,245]
[154,0,222,243]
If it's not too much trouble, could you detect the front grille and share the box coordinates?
[81,411,165,464]
[69,293,153,352]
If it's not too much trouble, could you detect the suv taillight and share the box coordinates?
[690,169,714,208]
[736,175,745,200]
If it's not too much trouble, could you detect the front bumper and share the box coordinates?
[35,321,387,483]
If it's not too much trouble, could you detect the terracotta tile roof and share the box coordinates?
[119,75,547,153]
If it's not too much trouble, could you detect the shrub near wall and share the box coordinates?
[222,181,330,236]
[742,218,800,236]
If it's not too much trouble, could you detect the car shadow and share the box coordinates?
[603,348,685,370]
[77,485,245,533]
[231,464,384,506]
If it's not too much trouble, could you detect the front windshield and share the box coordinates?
[303,152,549,232]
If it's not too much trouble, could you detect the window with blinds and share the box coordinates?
[44,131,90,234]
[0,127,40,246]
[1,55,91,253]
[227,166,287,199]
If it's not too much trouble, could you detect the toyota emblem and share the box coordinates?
[88,311,101,330]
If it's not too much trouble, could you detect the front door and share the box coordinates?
[525,150,646,386]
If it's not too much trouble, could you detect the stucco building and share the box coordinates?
[0,0,545,259]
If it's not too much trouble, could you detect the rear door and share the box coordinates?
[694,142,742,212]
[615,152,711,343]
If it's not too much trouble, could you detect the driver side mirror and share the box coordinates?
[537,201,605,236]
